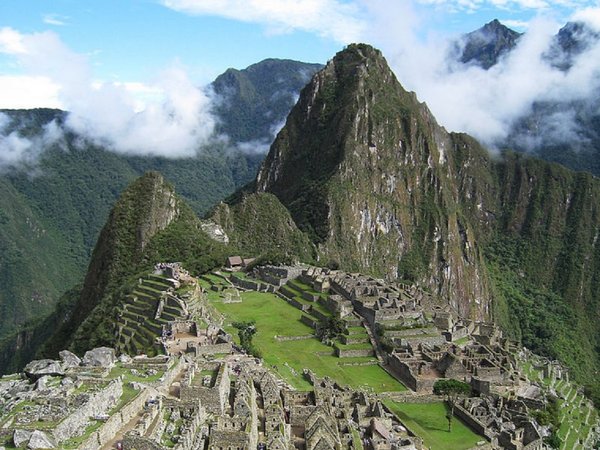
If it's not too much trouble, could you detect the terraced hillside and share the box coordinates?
[115,274,188,357]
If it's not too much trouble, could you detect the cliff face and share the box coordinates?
[257,44,492,319]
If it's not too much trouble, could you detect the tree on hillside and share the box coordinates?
[232,321,259,356]
[316,317,346,344]
[433,379,471,432]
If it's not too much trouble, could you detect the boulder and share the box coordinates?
[118,354,132,363]
[61,377,74,387]
[23,359,64,381]
[59,350,81,369]
[82,347,116,367]
[27,430,55,449]
[35,375,51,391]
[13,429,32,447]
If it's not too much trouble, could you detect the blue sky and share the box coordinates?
[1,0,599,162]
[0,0,596,101]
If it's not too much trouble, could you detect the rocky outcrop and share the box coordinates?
[82,347,115,368]
[58,350,81,369]
[252,44,600,394]
[26,430,55,449]
[24,359,64,381]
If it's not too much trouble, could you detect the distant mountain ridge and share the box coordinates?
[456,19,600,178]
[0,58,321,350]
[458,19,523,69]
[212,58,323,146]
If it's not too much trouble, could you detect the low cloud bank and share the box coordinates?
[0,28,221,170]
[361,2,600,150]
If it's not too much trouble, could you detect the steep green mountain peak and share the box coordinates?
[43,171,183,354]
[256,43,491,319]
[458,19,523,69]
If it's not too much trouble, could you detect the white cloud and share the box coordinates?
[0,27,220,161]
[0,75,62,109]
[358,5,600,147]
[416,0,594,12]
[0,113,65,170]
[502,18,531,29]
[0,27,27,54]
[42,14,69,26]
[161,0,365,42]
[572,6,600,30]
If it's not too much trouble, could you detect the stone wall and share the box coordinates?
[148,355,185,388]
[123,356,173,371]
[399,335,446,347]
[470,377,491,395]
[335,347,374,358]
[255,265,302,286]
[179,363,229,415]
[279,291,309,312]
[230,275,261,291]
[340,334,368,345]
[302,291,319,302]
[449,326,470,342]
[387,356,418,391]
[386,356,438,392]
[373,309,404,322]
[300,315,318,329]
[189,342,233,356]
[53,378,123,442]
[122,435,163,450]
[453,403,490,438]
[275,334,315,342]
[174,406,206,450]
[169,321,198,336]
[78,387,151,450]
[383,392,443,403]
[289,405,315,427]
[475,366,504,382]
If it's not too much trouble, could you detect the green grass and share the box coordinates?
[347,326,368,335]
[351,428,365,450]
[210,290,406,392]
[335,341,373,350]
[288,279,327,299]
[384,401,483,450]
[109,364,165,383]
[453,336,471,346]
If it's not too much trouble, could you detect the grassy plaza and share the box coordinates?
[210,289,406,392]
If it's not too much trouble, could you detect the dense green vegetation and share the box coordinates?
[212,59,322,143]
[218,44,600,404]
[487,153,600,405]
[0,179,81,338]
[0,58,320,355]
[0,131,261,348]
[211,192,315,263]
